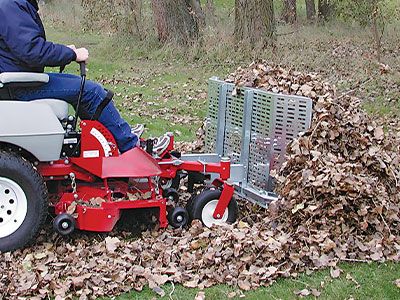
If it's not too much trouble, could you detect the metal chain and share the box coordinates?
[69,173,77,194]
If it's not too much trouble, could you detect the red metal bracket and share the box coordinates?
[213,182,235,219]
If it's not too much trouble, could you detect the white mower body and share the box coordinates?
[0,100,67,162]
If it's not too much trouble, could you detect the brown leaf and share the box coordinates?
[195,291,206,300]
[295,289,311,297]
[394,279,400,288]
[330,268,341,279]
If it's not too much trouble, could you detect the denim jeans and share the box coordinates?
[14,73,137,153]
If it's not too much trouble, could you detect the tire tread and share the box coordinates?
[0,150,48,252]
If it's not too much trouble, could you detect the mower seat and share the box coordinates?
[31,99,69,120]
[0,73,68,120]
[0,72,49,88]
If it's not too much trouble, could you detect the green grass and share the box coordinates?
[110,262,400,300]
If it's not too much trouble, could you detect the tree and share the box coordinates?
[151,0,200,45]
[204,0,216,24]
[318,0,334,21]
[81,0,143,37]
[282,0,297,24]
[334,0,397,62]
[234,0,276,48]
[305,0,316,21]
[188,0,206,27]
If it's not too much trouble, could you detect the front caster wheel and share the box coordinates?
[192,190,238,227]
[163,188,179,202]
[53,213,76,236]
[168,207,189,228]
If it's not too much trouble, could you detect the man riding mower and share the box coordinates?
[0,0,238,252]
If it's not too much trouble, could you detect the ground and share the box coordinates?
[40,2,400,298]
[112,262,400,299]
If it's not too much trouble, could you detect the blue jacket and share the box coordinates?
[0,0,76,73]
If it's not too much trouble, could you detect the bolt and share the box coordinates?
[168,196,174,201]
[49,176,54,180]
[217,214,221,218]
[64,160,69,164]
[74,194,78,199]
[108,215,112,219]
[176,215,183,222]
[61,222,69,229]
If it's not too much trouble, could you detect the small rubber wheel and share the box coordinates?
[163,188,179,202]
[186,187,218,219]
[168,206,189,228]
[192,189,238,227]
[0,150,48,252]
[53,213,76,236]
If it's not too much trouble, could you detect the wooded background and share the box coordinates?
[42,0,399,63]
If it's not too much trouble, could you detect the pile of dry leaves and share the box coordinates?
[229,60,400,262]
[1,61,399,299]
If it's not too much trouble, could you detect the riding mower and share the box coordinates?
[0,63,238,252]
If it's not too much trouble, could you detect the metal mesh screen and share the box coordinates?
[222,86,244,163]
[247,91,274,191]
[205,78,313,194]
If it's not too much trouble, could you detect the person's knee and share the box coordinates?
[84,80,107,100]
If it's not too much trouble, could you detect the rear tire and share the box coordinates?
[0,151,48,252]
[191,190,238,227]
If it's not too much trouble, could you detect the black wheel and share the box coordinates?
[53,213,76,236]
[186,187,218,220]
[168,206,189,228]
[0,150,48,252]
[192,189,238,227]
[163,188,179,202]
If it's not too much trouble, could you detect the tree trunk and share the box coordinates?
[124,0,143,38]
[206,0,215,15]
[234,0,276,48]
[318,0,333,21]
[371,5,382,62]
[282,0,297,24]
[187,0,206,27]
[305,0,316,21]
[151,0,199,45]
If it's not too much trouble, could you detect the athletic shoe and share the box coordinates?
[153,134,170,156]
[131,124,145,138]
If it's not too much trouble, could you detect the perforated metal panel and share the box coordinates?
[222,85,244,164]
[205,78,313,201]
[205,80,220,153]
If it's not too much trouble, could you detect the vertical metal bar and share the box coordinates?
[206,79,218,152]
[240,90,254,189]
[216,83,228,156]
